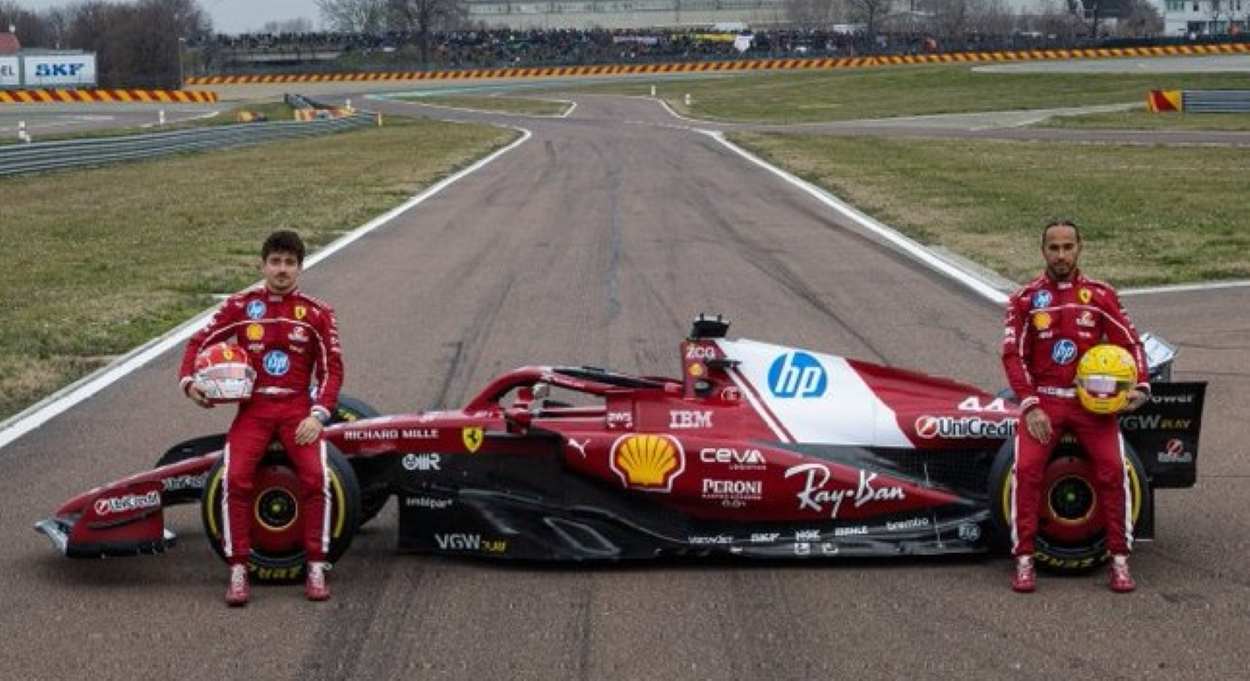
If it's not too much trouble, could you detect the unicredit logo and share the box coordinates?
[914,415,1017,440]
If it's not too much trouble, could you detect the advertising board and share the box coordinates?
[21,54,98,88]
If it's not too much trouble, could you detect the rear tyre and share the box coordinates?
[200,445,361,584]
[989,435,1149,573]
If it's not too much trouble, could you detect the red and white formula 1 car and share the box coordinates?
[36,316,1204,582]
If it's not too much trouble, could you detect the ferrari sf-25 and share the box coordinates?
[36,316,1205,582]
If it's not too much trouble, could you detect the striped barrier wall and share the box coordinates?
[0,89,218,105]
[1148,89,1183,112]
[186,42,1250,85]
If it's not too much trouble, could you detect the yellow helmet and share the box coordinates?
[1076,344,1138,414]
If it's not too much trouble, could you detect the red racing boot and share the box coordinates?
[305,561,330,602]
[1109,555,1136,593]
[225,564,250,607]
[1012,556,1036,593]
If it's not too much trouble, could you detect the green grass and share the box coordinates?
[729,132,1250,286]
[0,116,516,420]
[0,100,298,146]
[399,94,571,116]
[571,65,1250,123]
[1040,108,1250,131]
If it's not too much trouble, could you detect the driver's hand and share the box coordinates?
[295,416,323,445]
[1025,407,1052,444]
[186,384,215,409]
[1123,389,1149,412]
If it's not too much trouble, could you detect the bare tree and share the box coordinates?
[848,0,895,38]
[387,0,466,66]
[1116,0,1163,35]
[316,0,388,34]
[929,0,973,42]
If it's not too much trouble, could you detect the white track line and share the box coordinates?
[1122,279,1250,296]
[0,125,533,453]
[703,129,1009,305]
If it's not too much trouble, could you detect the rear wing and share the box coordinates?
[1121,381,1205,489]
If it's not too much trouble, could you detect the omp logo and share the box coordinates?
[35,63,86,77]
[610,434,685,492]
[767,352,827,398]
[93,491,160,516]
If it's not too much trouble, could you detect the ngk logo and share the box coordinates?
[914,415,1016,440]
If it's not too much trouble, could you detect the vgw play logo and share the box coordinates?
[767,352,827,398]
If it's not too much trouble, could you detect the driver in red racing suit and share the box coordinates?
[1002,220,1149,594]
[180,230,343,606]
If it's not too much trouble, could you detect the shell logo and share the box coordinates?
[610,434,685,492]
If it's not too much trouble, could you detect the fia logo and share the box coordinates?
[767,352,827,398]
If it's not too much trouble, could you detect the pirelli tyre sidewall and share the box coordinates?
[989,433,1150,574]
[200,445,361,584]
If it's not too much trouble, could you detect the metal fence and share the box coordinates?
[1183,90,1250,113]
[0,113,376,177]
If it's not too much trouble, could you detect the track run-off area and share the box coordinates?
[3,59,1250,680]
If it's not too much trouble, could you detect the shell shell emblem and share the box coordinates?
[610,434,685,492]
[246,323,265,341]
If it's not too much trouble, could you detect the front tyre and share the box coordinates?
[989,435,1150,573]
[200,446,361,584]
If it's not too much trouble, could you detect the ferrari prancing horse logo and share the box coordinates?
[462,427,484,453]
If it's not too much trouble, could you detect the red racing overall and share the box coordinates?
[180,286,343,564]
[1001,271,1149,558]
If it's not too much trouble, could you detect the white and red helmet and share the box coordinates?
[193,343,256,403]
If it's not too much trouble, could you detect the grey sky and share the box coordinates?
[14,0,324,35]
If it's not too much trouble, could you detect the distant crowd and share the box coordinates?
[191,27,1246,73]
[193,28,1071,71]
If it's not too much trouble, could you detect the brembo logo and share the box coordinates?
[914,415,1017,440]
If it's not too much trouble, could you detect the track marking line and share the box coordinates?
[0,125,533,453]
[702,129,1009,306]
[377,94,576,119]
[1122,280,1250,296]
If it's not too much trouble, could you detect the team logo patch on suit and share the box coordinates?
[263,350,290,376]
[1076,310,1096,328]
[246,323,265,341]
[1031,290,1052,309]
[1051,339,1077,365]
[294,305,307,320]
[289,326,309,343]
[246,300,266,320]
[1078,288,1092,304]
[1032,312,1051,330]
[462,426,484,453]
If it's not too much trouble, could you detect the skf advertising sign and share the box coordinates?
[22,54,97,88]
[0,57,19,88]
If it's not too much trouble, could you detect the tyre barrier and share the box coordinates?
[186,42,1250,86]
[0,88,218,105]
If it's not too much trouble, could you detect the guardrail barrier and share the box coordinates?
[0,112,375,176]
[1148,89,1250,113]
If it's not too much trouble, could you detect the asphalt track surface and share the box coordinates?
[3,93,1250,680]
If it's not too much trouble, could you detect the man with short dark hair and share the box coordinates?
[1001,220,1149,593]
[180,230,343,606]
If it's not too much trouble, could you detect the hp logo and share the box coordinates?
[1051,339,1077,365]
[263,350,290,376]
[767,352,827,398]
